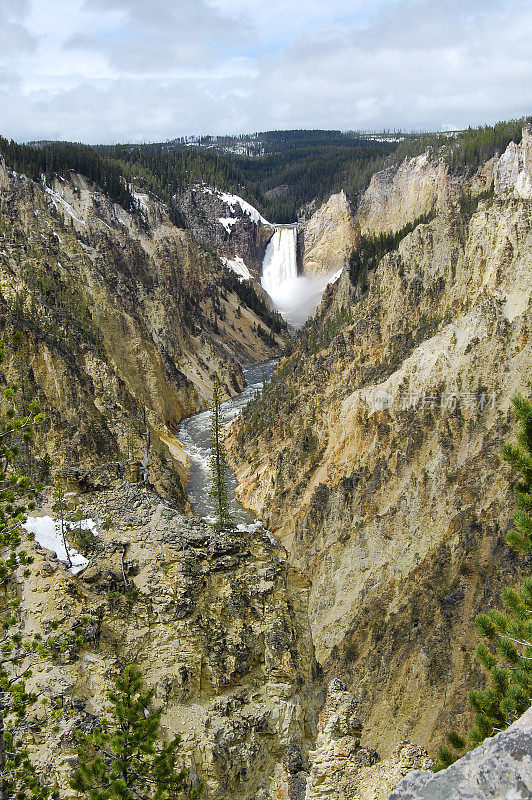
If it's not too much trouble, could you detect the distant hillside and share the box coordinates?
[99,131,398,222]
[99,119,532,222]
[2,117,530,225]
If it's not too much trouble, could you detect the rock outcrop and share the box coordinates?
[24,482,320,798]
[299,192,357,277]
[271,679,432,800]
[177,187,275,278]
[356,152,450,236]
[230,130,532,754]
[304,678,366,800]
[389,706,532,799]
[494,124,532,199]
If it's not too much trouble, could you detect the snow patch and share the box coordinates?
[44,187,86,227]
[132,192,149,212]
[219,192,271,225]
[221,255,252,281]
[202,187,271,226]
[218,217,239,234]
[22,516,97,575]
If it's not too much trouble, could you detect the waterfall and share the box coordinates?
[261,226,298,306]
[261,224,341,327]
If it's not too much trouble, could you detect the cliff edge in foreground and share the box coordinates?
[389,706,532,799]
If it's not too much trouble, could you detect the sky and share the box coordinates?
[1,0,531,143]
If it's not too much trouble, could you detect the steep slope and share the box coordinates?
[21,482,320,799]
[229,129,532,754]
[0,161,289,502]
[299,191,357,278]
[390,705,532,799]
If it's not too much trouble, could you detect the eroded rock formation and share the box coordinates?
[4,128,532,800]
[272,679,432,800]
[299,191,357,278]
[389,706,532,799]
[177,187,275,278]
[0,163,288,502]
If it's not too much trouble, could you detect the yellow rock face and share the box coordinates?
[357,153,450,236]
[0,160,289,503]
[230,134,532,756]
[301,191,357,277]
[21,482,320,798]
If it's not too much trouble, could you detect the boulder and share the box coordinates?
[388,707,532,799]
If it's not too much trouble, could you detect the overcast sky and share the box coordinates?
[1,0,531,143]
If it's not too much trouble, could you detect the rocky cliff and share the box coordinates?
[299,191,357,278]
[4,128,532,800]
[356,152,450,236]
[22,482,319,799]
[389,704,532,799]
[229,129,532,755]
[0,163,289,502]
[301,679,432,800]
[177,187,275,278]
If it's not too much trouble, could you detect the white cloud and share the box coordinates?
[64,0,252,73]
[0,0,38,55]
[0,0,530,142]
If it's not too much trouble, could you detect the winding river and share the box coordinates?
[178,360,278,526]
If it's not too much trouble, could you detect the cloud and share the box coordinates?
[247,0,532,131]
[0,0,531,142]
[0,0,38,57]
[65,0,253,73]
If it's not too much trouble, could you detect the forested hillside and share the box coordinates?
[101,119,531,222]
[1,118,530,226]
[0,138,134,209]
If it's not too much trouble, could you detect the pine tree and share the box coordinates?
[436,394,532,769]
[208,374,233,531]
[52,480,73,568]
[0,339,67,800]
[70,665,200,800]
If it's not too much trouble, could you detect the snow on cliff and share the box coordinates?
[23,516,98,575]
[203,187,271,226]
[221,255,252,281]
[218,217,239,234]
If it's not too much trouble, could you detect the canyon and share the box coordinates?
[0,124,531,799]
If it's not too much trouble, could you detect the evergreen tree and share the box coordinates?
[70,665,200,800]
[52,480,73,568]
[0,340,66,800]
[436,395,532,769]
[208,374,233,531]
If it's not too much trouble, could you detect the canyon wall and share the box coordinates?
[177,187,275,278]
[299,191,357,278]
[356,152,450,235]
[0,164,288,502]
[4,131,532,799]
[22,482,320,799]
[230,129,532,755]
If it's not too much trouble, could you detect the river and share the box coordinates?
[178,359,278,525]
